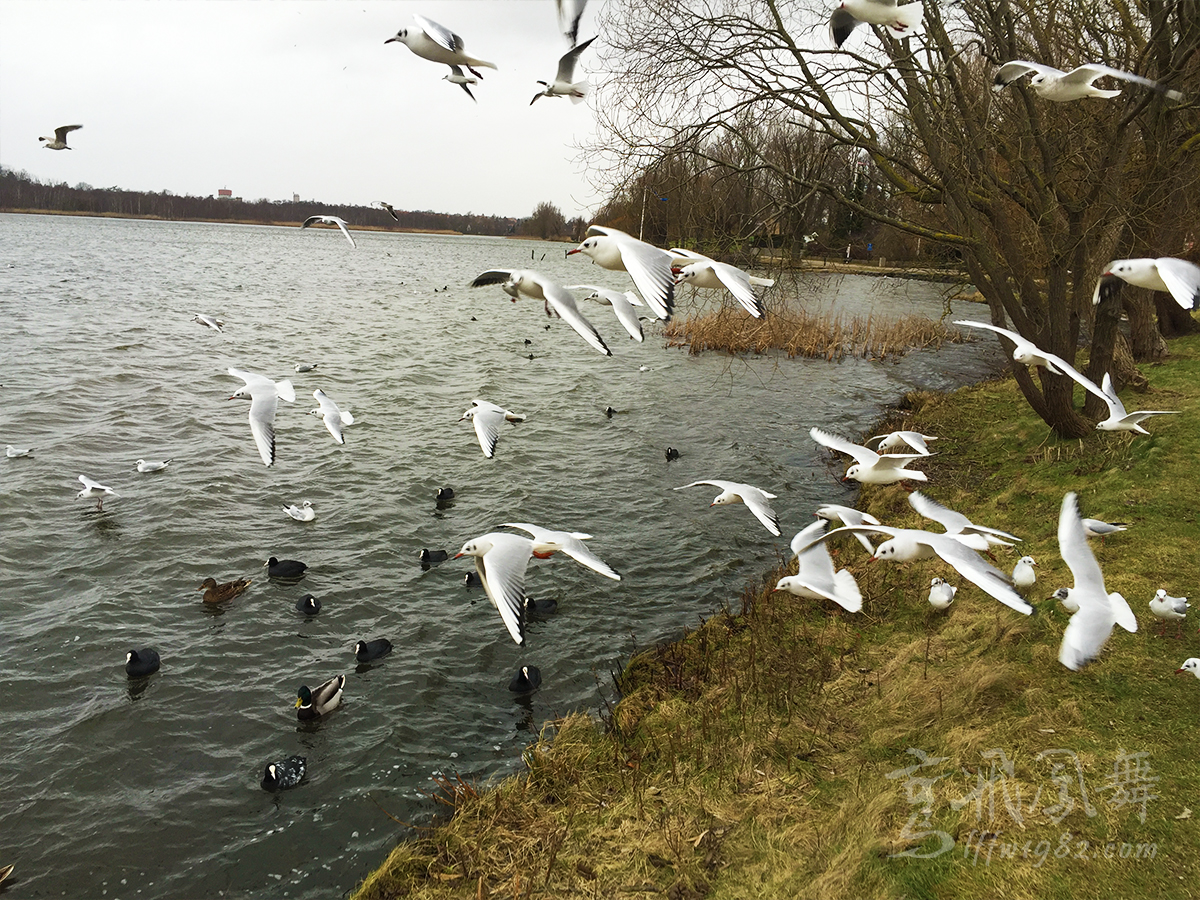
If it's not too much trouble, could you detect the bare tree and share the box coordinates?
[587,0,1199,437]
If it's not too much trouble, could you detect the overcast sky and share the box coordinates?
[0,1,607,219]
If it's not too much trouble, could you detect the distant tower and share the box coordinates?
[293,193,300,203]
[217,187,232,199]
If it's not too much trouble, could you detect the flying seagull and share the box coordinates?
[953,319,1073,374]
[556,0,588,46]
[301,215,356,248]
[500,522,621,580]
[443,65,478,102]
[674,479,781,536]
[829,0,923,49]
[455,532,535,645]
[568,225,674,321]
[773,520,863,613]
[227,368,296,466]
[993,61,1183,102]
[1092,258,1200,311]
[564,284,647,341]
[531,36,595,105]
[378,201,399,221]
[385,14,497,79]
[76,475,117,510]
[810,426,929,484]
[310,389,354,444]
[470,268,612,356]
[460,399,526,459]
[39,124,82,150]
[670,248,772,318]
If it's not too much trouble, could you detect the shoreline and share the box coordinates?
[351,334,1200,899]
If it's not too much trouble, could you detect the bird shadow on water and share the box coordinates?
[83,509,122,536]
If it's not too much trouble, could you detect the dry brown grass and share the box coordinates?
[662,306,968,360]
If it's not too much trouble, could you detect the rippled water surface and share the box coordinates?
[0,214,1001,898]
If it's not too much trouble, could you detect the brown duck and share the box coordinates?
[198,576,252,604]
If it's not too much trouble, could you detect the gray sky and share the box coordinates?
[0,0,605,219]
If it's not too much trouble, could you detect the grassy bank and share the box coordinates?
[353,336,1200,900]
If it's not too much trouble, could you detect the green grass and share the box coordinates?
[352,336,1200,900]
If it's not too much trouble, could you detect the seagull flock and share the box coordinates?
[21,1,1197,815]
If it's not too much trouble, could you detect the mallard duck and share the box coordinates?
[509,665,542,693]
[266,557,307,579]
[261,755,306,791]
[198,576,251,604]
[295,675,344,720]
[354,638,392,663]
[125,648,160,677]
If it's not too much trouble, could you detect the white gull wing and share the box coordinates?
[814,503,881,554]
[228,368,295,466]
[462,400,504,458]
[555,35,593,84]
[800,524,1033,615]
[908,491,1020,545]
[786,520,863,612]
[1059,64,1183,99]
[77,474,117,497]
[541,278,612,356]
[193,314,224,332]
[413,13,462,53]
[952,319,1073,374]
[993,60,1066,89]
[456,533,533,645]
[301,215,356,248]
[570,226,674,321]
[501,522,621,581]
[830,0,923,47]
[1058,492,1107,598]
[1154,258,1200,309]
[868,430,936,455]
[675,257,764,318]
[810,427,926,471]
[674,479,781,536]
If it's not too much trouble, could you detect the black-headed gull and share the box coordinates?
[455,532,535,645]
[567,226,674,322]
[531,36,595,105]
[670,248,771,318]
[810,427,928,484]
[1093,258,1200,311]
[814,503,880,554]
[193,314,224,332]
[928,577,956,610]
[1177,658,1200,679]
[460,399,525,459]
[77,475,117,510]
[1059,370,1177,435]
[796,524,1033,615]
[1013,556,1037,590]
[301,215,356,248]
[564,284,646,342]
[908,491,1020,549]
[674,479,780,536]
[500,522,621,580]
[6,445,34,458]
[867,430,936,455]
[993,61,1183,102]
[378,201,399,221]
[310,389,354,444]
[1149,588,1188,635]
[443,65,478,102]
[385,14,497,79]
[953,319,1073,374]
[227,368,296,467]
[1054,492,1137,670]
[470,268,612,356]
[772,520,863,612]
[283,500,316,522]
[135,458,171,473]
[39,124,82,150]
[829,0,923,48]
[1081,518,1127,540]
[295,362,318,373]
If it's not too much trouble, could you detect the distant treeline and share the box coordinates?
[0,166,575,238]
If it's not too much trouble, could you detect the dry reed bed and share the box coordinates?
[663,306,968,360]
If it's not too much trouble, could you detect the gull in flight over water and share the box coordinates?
[993,61,1183,102]
[455,532,535,645]
[501,523,621,580]
[670,248,772,319]
[675,479,781,536]
[773,520,863,612]
[377,201,399,221]
[810,426,929,484]
[1093,258,1200,311]
[470,268,612,356]
[867,430,937,455]
[829,0,923,49]
[301,215,356,248]
[568,225,675,322]
[77,475,117,510]
[39,124,82,150]
[564,284,647,342]
[385,14,498,79]
[310,389,354,444]
[531,36,595,105]
[227,368,296,467]
[460,399,525,459]
[1053,492,1137,671]
[193,314,224,332]
[443,65,478,102]
[953,319,1072,374]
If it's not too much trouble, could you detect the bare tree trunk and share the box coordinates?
[1127,292,1168,360]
